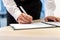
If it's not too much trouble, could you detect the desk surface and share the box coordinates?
[0,20,60,37]
[0,26,60,37]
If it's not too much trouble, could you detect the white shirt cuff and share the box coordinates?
[45,10,54,17]
[13,11,21,21]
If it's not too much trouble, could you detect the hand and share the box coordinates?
[56,17,60,22]
[44,16,57,22]
[17,13,33,24]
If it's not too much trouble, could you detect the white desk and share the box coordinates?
[0,20,60,40]
[0,26,60,40]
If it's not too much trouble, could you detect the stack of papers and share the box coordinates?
[45,22,60,26]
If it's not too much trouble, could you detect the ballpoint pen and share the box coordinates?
[20,6,27,14]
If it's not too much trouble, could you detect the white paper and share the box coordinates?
[45,22,60,26]
[10,22,54,30]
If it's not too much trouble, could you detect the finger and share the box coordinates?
[45,17,57,22]
[47,17,57,22]
[51,19,57,22]
[18,20,31,24]
[56,17,60,22]
[19,14,32,24]
[17,13,32,24]
[22,13,33,20]
[19,15,30,23]
[47,18,57,22]
[44,18,48,22]
[22,13,33,22]
[17,15,26,24]
[27,15,33,22]
[19,20,25,24]
[17,18,28,24]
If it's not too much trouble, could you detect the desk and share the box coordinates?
[0,20,60,40]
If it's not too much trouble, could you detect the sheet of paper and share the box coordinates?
[45,22,60,26]
[10,22,54,30]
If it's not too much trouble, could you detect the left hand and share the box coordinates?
[44,16,60,22]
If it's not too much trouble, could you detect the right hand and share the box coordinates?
[17,13,33,24]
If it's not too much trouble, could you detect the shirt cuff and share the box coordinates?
[45,10,54,17]
[12,10,21,21]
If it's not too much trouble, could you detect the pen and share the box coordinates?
[20,6,33,23]
[20,6,27,14]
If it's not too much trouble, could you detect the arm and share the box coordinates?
[44,0,57,22]
[2,0,33,24]
[2,0,21,21]
[45,0,56,17]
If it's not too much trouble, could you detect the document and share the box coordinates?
[44,22,60,26]
[10,22,55,30]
